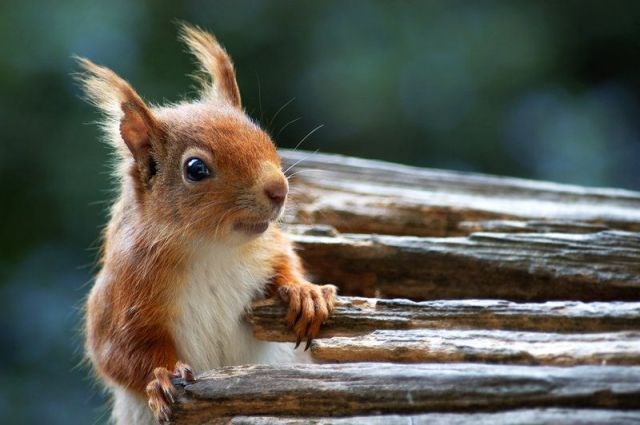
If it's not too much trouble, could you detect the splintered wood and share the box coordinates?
[285,225,640,301]
[248,297,640,340]
[280,150,640,236]
[310,329,640,365]
[247,296,640,364]
[171,364,640,423]
[196,411,640,425]
[170,150,640,424]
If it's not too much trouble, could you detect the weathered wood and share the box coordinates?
[457,219,612,234]
[286,226,640,300]
[310,329,640,365]
[170,363,640,424]
[204,409,640,425]
[248,297,640,341]
[280,149,640,236]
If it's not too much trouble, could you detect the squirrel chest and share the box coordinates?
[170,235,289,372]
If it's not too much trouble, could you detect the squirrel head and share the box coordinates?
[76,24,288,243]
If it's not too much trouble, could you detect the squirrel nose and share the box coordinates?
[264,178,288,206]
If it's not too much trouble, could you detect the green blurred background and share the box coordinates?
[2,1,640,423]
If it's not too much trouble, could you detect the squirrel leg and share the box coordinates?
[269,250,337,350]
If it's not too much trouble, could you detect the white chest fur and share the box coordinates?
[170,235,297,373]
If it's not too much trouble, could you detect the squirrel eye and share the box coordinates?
[184,157,211,182]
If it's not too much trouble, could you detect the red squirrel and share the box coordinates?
[78,24,336,424]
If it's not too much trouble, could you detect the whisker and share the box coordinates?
[285,167,325,180]
[292,124,324,152]
[214,206,242,239]
[269,97,296,129]
[256,72,264,124]
[283,149,319,175]
[181,190,228,203]
[276,116,302,138]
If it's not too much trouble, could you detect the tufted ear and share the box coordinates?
[75,58,164,178]
[179,23,242,108]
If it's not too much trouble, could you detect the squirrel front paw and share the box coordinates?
[278,282,337,350]
[146,361,195,424]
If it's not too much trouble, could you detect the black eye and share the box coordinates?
[184,157,211,182]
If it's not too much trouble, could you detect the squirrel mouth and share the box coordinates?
[234,221,269,235]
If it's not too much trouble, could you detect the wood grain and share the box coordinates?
[280,150,640,237]
[310,329,640,365]
[203,409,640,425]
[285,225,640,300]
[170,363,640,424]
[248,297,640,341]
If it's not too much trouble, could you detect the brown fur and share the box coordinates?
[79,23,335,423]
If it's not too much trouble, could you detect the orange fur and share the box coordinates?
[268,229,337,349]
[178,23,241,107]
[79,23,335,424]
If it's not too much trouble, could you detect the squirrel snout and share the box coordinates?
[264,178,288,206]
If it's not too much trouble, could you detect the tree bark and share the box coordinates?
[310,329,640,365]
[248,297,640,341]
[280,150,640,237]
[169,363,640,424]
[202,409,640,425]
[285,225,640,301]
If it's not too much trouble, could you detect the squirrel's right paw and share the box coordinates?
[278,282,337,350]
[146,361,195,424]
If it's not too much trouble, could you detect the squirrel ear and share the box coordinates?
[179,23,242,108]
[119,102,156,164]
[75,57,162,164]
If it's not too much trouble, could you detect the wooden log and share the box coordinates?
[280,149,640,236]
[204,409,640,425]
[310,329,640,365]
[248,297,640,341]
[285,226,640,300]
[456,219,612,234]
[170,363,640,424]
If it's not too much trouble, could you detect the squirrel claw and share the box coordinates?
[146,361,195,424]
[174,360,195,383]
[278,282,336,350]
[159,404,171,423]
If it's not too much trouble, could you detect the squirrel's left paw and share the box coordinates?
[146,361,195,424]
[278,282,337,350]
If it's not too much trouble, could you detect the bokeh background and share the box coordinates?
[2,1,640,423]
